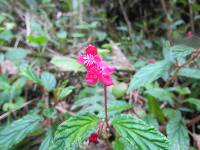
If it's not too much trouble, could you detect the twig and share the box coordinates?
[160,0,172,42]
[187,115,200,127]
[118,0,133,37]
[0,98,38,121]
[188,0,195,31]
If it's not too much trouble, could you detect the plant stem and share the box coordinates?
[103,85,109,129]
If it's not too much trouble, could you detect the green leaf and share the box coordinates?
[170,45,194,60]
[10,78,26,99]
[41,72,57,91]
[0,77,10,91]
[145,88,173,103]
[21,66,41,84]
[72,33,85,38]
[27,35,48,45]
[128,60,169,92]
[112,83,127,99]
[108,101,132,115]
[167,112,189,150]
[184,98,200,111]
[58,86,74,100]
[0,30,14,41]
[147,97,165,123]
[144,114,159,130]
[50,114,99,150]
[112,138,132,150]
[0,114,42,149]
[51,56,84,72]
[112,115,169,150]
[178,68,200,79]
[5,48,28,61]
[168,86,191,95]
[39,128,53,150]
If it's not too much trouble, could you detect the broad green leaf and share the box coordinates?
[39,128,53,150]
[50,114,99,150]
[0,91,10,106]
[10,78,26,99]
[51,56,84,72]
[5,48,28,61]
[0,79,10,91]
[167,112,189,150]
[147,97,165,123]
[58,86,74,100]
[112,115,169,150]
[170,45,194,58]
[184,98,200,111]
[112,138,133,150]
[178,68,200,79]
[145,88,173,103]
[41,72,57,91]
[108,100,132,115]
[144,115,159,130]
[0,30,14,41]
[21,66,41,83]
[128,60,169,92]
[0,114,42,149]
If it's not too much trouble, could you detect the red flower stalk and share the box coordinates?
[78,44,114,130]
[89,133,98,144]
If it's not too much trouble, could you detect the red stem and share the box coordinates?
[103,85,109,128]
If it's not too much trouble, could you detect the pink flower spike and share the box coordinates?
[77,44,114,86]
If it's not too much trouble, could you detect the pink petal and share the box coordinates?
[99,61,115,75]
[100,74,113,86]
[86,64,101,75]
[85,73,99,85]
[86,44,98,55]
[78,55,84,64]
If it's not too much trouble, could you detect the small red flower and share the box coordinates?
[147,58,156,64]
[89,133,98,144]
[186,31,192,37]
[78,44,114,86]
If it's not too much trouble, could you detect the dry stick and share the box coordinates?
[188,0,195,32]
[0,98,38,121]
[119,0,133,38]
[160,0,173,42]
[187,115,200,128]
